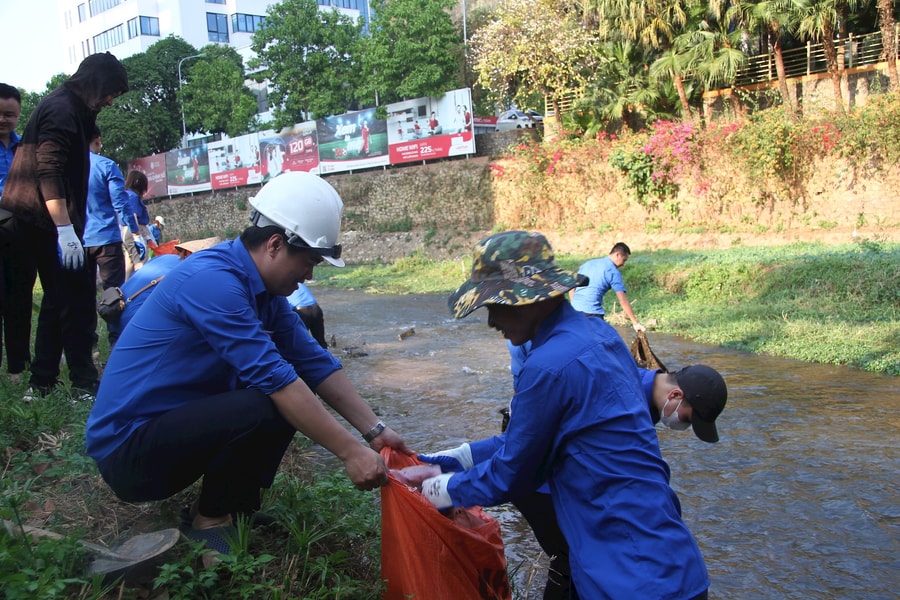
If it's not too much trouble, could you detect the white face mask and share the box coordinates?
[660,397,691,431]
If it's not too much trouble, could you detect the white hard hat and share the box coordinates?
[248,172,345,267]
[155,215,165,228]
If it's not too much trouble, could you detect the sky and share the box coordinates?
[1,0,67,93]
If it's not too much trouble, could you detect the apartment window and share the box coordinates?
[231,13,265,33]
[89,0,120,18]
[93,24,125,52]
[128,16,160,38]
[207,13,229,42]
[77,3,87,22]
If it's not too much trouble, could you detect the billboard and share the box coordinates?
[386,88,475,164]
[166,146,212,195]
[258,120,321,180]
[316,107,390,174]
[127,153,168,199]
[208,133,264,190]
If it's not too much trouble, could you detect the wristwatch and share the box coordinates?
[363,420,386,443]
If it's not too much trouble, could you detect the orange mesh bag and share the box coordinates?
[151,239,181,256]
[380,448,511,600]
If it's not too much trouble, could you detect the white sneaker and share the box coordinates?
[22,387,39,403]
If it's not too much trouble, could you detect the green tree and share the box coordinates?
[876,0,897,90]
[469,0,600,115]
[358,0,462,106]
[250,0,362,127]
[180,45,259,137]
[581,40,663,131]
[97,35,199,164]
[18,73,69,132]
[793,0,859,115]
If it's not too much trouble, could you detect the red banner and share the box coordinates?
[128,153,168,199]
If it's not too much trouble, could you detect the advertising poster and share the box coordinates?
[208,133,264,190]
[127,153,168,199]
[385,88,476,164]
[165,146,212,195]
[316,108,390,174]
[257,121,320,181]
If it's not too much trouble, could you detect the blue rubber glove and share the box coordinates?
[417,443,473,473]
[132,234,147,261]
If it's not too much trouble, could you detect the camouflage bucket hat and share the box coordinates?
[449,231,579,319]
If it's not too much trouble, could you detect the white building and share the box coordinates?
[58,0,373,119]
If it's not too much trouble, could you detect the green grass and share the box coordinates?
[319,240,899,375]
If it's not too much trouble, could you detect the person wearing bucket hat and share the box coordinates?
[474,347,728,598]
[87,172,409,557]
[408,230,710,599]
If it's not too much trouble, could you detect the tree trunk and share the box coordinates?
[878,0,899,91]
[674,72,693,120]
[821,31,846,115]
[773,39,795,117]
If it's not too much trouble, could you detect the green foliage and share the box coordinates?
[832,92,900,166]
[609,147,677,209]
[357,0,462,106]
[250,0,362,126]
[97,36,199,163]
[374,215,413,233]
[469,0,600,110]
[181,45,259,137]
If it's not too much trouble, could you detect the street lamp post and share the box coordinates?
[177,53,205,148]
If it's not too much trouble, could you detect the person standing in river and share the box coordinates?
[570,241,646,332]
[405,230,710,599]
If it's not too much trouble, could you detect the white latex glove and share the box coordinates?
[57,224,84,270]
[132,234,147,261]
[422,473,454,510]
[416,443,474,472]
[633,323,647,332]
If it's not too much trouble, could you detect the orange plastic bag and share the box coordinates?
[380,448,511,600]
[151,239,181,256]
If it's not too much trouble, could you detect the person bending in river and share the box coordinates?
[403,230,710,599]
[86,172,409,557]
[487,342,728,598]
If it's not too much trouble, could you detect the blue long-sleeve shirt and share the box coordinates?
[450,302,709,599]
[86,238,340,462]
[125,188,150,226]
[84,151,138,247]
[0,130,20,196]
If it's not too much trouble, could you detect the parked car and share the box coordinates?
[525,109,544,123]
[495,110,536,131]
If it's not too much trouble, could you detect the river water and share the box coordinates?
[311,287,899,599]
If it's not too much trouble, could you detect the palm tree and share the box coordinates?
[585,41,664,131]
[876,0,898,90]
[580,0,694,117]
[793,0,860,115]
[710,0,799,117]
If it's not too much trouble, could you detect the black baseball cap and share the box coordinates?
[674,365,728,443]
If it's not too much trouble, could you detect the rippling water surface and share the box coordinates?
[312,287,899,599]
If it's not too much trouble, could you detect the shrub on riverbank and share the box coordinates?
[319,240,900,376]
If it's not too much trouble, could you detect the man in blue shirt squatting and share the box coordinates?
[491,340,727,598]
[86,172,410,555]
[403,230,711,599]
[570,241,645,332]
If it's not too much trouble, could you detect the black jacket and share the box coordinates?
[1,52,128,236]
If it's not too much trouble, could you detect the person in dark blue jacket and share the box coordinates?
[406,230,710,600]
[86,173,409,556]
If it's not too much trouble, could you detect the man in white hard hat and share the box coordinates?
[86,172,409,555]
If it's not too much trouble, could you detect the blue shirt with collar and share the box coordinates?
[105,254,182,340]
[85,151,138,247]
[0,130,20,195]
[452,302,709,599]
[287,283,317,309]
[570,256,626,315]
[126,188,150,226]
[86,238,341,462]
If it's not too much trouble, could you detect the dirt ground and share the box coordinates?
[340,225,897,264]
